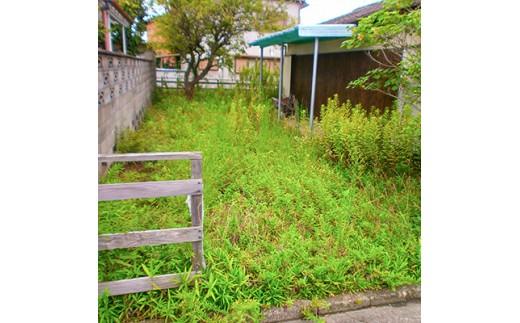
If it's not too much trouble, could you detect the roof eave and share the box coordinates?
[110,0,133,24]
[249,24,354,47]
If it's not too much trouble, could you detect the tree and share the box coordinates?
[342,0,421,110]
[151,0,287,99]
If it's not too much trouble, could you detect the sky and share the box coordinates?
[300,0,379,24]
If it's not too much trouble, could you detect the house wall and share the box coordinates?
[98,50,155,166]
[182,60,237,84]
[286,38,381,56]
[244,31,281,58]
[243,1,302,58]
[288,49,396,117]
[235,56,279,73]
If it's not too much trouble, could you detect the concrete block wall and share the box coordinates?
[98,50,155,160]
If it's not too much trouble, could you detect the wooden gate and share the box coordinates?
[98,152,206,296]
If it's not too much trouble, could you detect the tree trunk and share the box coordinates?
[184,66,196,100]
[183,56,215,100]
[184,81,195,99]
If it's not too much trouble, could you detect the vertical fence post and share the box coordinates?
[190,159,206,271]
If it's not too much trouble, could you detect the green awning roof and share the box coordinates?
[249,24,354,47]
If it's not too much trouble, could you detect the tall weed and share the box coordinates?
[99,90,420,321]
[318,95,420,176]
[236,62,279,102]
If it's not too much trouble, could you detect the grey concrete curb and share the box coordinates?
[262,285,421,323]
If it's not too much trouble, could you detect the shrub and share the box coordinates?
[237,62,279,100]
[318,95,420,175]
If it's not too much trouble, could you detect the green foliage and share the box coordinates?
[318,95,420,176]
[342,0,421,108]
[118,0,151,55]
[98,19,107,49]
[348,67,401,94]
[152,0,287,98]
[98,0,151,55]
[99,90,420,321]
[222,300,262,322]
[237,62,279,99]
[301,299,330,323]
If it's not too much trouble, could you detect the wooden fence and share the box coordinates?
[290,50,397,118]
[98,152,206,296]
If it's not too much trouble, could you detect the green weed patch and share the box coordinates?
[99,89,420,322]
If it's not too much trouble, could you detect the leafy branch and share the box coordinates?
[342,0,421,109]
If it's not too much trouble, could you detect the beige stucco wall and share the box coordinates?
[286,38,379,56]
[244,31,281,58]
[283,1,302,25]
[243,1,302,58]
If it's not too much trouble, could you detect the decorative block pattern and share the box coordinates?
[98,50,156,161]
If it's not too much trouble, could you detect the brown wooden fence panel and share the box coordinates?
[290,50,397,118]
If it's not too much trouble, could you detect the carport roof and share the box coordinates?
[248,24,354,47]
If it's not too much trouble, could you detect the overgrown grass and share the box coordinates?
[99,89,420,322]
[318,95,421,176]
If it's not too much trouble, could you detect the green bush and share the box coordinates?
[237,62,279,100]
[318,95,420,175]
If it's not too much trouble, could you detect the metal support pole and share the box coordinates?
[309,37,319,131]
[277,44,285,120]
[122,26,127,54]
[259,47,263,87]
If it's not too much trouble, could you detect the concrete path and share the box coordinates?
[284,300,420,323]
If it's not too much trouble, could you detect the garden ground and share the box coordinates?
[99,88,420,322]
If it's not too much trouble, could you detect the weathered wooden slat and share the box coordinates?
[190,159,206,271]
[98,152,202,163]
[99,179,202,201]
[98,226,202,251]
[98,271,200,296]
[98,151,207,297]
